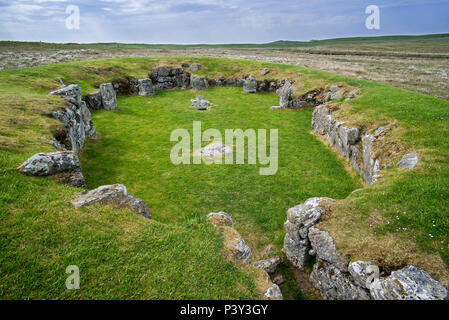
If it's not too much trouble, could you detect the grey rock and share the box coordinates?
[233,238,251,262]
[310,260,370,300]
[312,105,332,135]
[207,212,233,227]
[191,95,210,110]
[283,232,311,269]
[309,227,347,272]
[278,80,293,108]
[336,126,360,159]
[273,274,286,285]
[370,266,448,300]
[201,142,232,157]
[137,78,155,97]
[50,84,82,106]
[362,134,380,185]
[287,197,331,235]
[351,146,363,175]
[99,83,117,110]
[264,284,283,300]
[271,106,281,110]
[71,184,151,219]
[261,68,270,75]
[397,152,419,169]
[243,75,258,93]
[191,75,208,91]
[152,66,171,78]
[84,91,102,110]
[252,256,282,274]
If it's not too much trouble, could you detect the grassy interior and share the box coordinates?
[1,56,448,298]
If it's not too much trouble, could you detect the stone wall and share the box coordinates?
[283,198,448,300]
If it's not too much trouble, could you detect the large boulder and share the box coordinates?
[99,83,117,110]
[138,78,155,97]
[190,75,208,91]
[19,151,85,187]
[71,184,151,219]
[243,75,257,93]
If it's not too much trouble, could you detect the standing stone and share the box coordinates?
[243,75,257,93]
[190,75,208,91]
[138,78,155,97]
[278,80,293,108]
[362,134,380,185]
[100,83,117,110]
[308,227,347,272]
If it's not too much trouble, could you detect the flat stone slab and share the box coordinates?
[71,184,151,219]
[397,152,419,169]
[201,142,233,157]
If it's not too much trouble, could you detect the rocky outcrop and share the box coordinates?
[243,75,258,93]
[283,198,448,300]
[51,84,95,153]
[71,184,151,219]
[283,198,334,269]
[191,95,210,110]
[252,256,282,274]
[99,83,117,110]
[19,151,85,187]
[190,75,208,91]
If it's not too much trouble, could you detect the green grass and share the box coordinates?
[81,88,359,249]
[1,56,449,299]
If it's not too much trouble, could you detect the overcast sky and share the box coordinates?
[0,0,448,44]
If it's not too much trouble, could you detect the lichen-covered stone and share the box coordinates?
[362,134,380,185]
[50,84,82,106]
[232,238,251,262]
[264,284,283,300]
[190,75,208,91]
[137,78,155,97]
[278,80,293,108]
[71,184,151,219]
[191,95,210,110]
[84,91,103,110]
[243,75,257,93]
[397,152,419,169]
[99,83,117,110]
[207,212,233,227]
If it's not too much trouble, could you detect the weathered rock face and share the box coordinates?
[312,105,381,185]
[111,77,139,96]
[283,198,333,269]
[151,66,190,90]
[71,184,151,219]
[51,85,95,153]
[19,151,85,187]
[310,260,371,300]
[308,227,347,272]
[370,266,448,300]
[207,212,233,227]
[189,64,201,72]
[362,134,380,185]
[243,75,258,93]
[252,256,282,274]
[232,238,251,262]
[84,91,103,110]
[191,95,210,110]
[397,152,419,169]
[137,78,155,97]
[264,284,283,300]
[283,199,448,300]
[190,75,208,91]
[99,83,117,110]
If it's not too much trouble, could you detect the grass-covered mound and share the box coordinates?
[1,56,448,298]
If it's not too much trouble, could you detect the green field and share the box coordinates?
[1,56,448,299]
